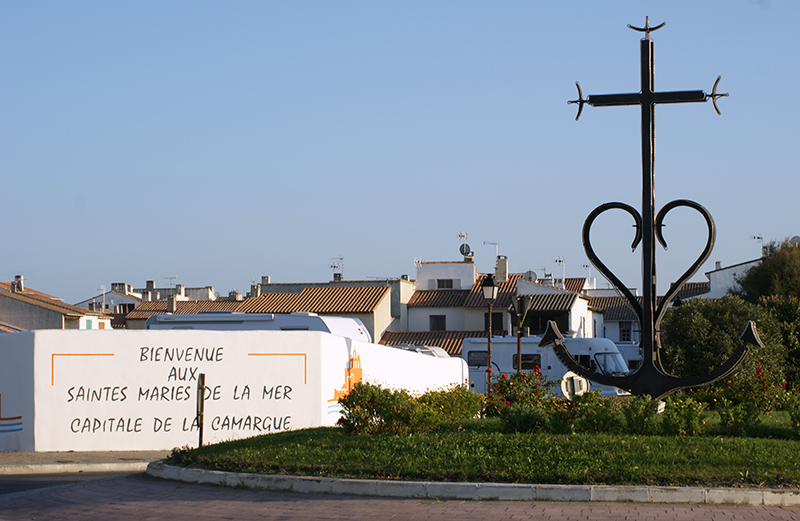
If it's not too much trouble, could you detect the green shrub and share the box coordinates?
[337,382,435,435]
[543,399,575,434]
[500,405,549,433]
[713,396,760,436]
[660,396,706,436]
[621,395,659,435]
[785,393,800,439]
[338,382,484,435]
[418,384,482,421]
[571,391,625,434]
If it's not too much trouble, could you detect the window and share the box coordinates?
[484,312,504,334]
[437,279,454,289]
[466,350,488,367]
[620,321,632,342]
[513,353,541,371]
[429,315,446,331]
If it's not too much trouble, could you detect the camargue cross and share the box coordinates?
[540,18,762,399]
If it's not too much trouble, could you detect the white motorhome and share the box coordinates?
[145,311,372,343]
[461,335,630,398]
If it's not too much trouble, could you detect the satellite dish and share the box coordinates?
[414,256,423,266]
[459,243,471,256]
[524,270,538,283]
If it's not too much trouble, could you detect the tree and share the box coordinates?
[759,295,800,389]
[734,239,800,303]
[659,296,786,403]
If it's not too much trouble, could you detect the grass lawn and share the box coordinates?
[167,412,800,488]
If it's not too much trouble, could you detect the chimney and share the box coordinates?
[494,255,508,283]
[146,280,155,290]
[250,284,261,298]
[229,290,243,301]
[13,275,24,292]
[715,261,722,270]
[167,295,178,313]
[176,284,185,297]
[333,273,343,282]
[261,275,271,284]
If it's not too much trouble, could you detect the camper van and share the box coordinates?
[145,311,372,343]
[461,335,630,398]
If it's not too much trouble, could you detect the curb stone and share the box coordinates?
[146,460,800,505]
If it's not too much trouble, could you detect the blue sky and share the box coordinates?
[2,1,797,303]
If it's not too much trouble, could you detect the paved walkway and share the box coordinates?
[3,473,800,521]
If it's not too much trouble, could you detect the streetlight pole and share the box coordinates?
[481,274,499,394]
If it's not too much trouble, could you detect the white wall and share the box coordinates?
[415,262,477,290]
[0,330,467,452]
[408,307,466,331]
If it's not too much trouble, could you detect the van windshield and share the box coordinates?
[594,352,629,375]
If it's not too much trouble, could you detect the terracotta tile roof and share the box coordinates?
[408,290,470,308]
[0,322,22,333]
[563,278,587,293]
[523,292,580,313]
[590,296,641,321]
[125,300,241,320]
[379,330,491,356]
[0,290,109,319]
[408,274,588,313]
[675,281,711,299]
[236,286,390,314]
[464,274,522,309]
[0,283,61,301]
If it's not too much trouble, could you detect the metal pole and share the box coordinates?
[196,373,205,448]
[486,302,493,394]
[516,312,522,374]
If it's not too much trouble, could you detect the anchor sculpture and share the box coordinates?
[540,18,763,399]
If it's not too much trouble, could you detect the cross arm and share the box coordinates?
[587,89,707,108]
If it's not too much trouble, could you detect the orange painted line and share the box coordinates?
[51,353,115,386]
[247,353,307,384]
[0,394,21,421]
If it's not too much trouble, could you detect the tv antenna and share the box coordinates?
[554,256,566,289]
[330,256,344,279]
[484,241,499,258]
[163,276,178,289]
[458,231,472,257]
[97,285,106,311]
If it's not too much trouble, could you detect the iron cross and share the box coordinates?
[542,19,760,399]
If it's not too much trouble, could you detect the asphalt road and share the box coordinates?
[0,471,136,495]
[2,473,800,521]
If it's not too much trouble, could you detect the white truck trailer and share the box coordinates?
[461,335,630,398]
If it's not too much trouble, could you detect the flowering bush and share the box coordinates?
[660,396,706,436]
[483,367,557,417]
[572,390,625,434]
